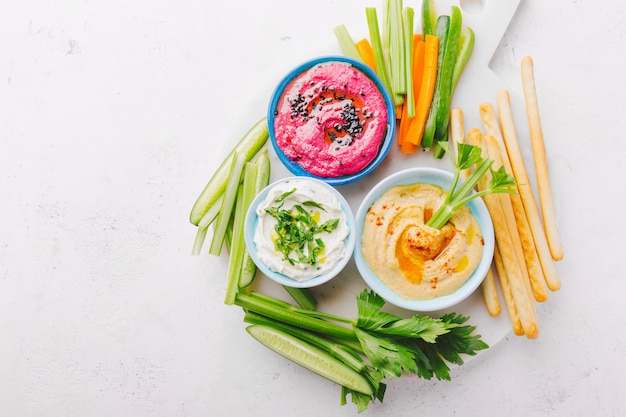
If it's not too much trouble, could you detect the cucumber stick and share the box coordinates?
[421,0,437,38]
[434,6,462,142]
[189,117,269,226]
[422,6,462,149]
[246,324,374,396]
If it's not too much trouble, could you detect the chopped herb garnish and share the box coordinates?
[265,189,340,266]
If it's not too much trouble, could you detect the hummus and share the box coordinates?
[361,183,484,300]
[273,61,388,178]
[254,178,349,281]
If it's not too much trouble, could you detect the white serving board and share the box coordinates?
[209,0,526,355]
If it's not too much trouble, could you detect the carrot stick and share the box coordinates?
[410,34,425,110]
[403,34,438,146]
[400,137,417,153]
[355,38,377,73]
[395,104,403,120]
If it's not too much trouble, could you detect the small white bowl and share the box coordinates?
[244,177,356,288]
[353,167,495,312]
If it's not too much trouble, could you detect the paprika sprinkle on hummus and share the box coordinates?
[361,183,485,300]
[272,60,389,178]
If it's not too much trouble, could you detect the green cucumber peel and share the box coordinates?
[421,0,437,37]
[451,26,475,91]
[433,6,463,143]
[189,117,268,226]
[244,312,367,373]
[421,14,450,149]
[246,324,374,395]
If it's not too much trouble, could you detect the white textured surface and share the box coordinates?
[1,0,624,416]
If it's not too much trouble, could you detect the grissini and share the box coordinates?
[482,134,539,339]
[497,89,561,291]
[494,244,523,335]
[480,103,549,302]
[521,56,564,261]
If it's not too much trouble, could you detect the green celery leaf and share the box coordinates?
[355,290,449,342]
[456,143,483,170]
[489,165,518,192]
[354,328,418,378]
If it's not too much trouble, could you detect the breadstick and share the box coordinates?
[493,244,523,335]
[449,108,469,178]
[482,135,539,339]
[468,129,505,318]
[469,130,531,335]
[480,103,549,301]
[521,56,564,261]
[481,264,501,317]
[497,89,561,291]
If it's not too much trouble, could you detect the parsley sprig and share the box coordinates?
[265,188,340,266]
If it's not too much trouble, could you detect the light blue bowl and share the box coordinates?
[354,167,495,312]
[267,55,395,186]
[244,177,356,288]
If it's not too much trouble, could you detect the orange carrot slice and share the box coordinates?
[404,34,439,146]
[355,38,377,73]
[398,34,425,152]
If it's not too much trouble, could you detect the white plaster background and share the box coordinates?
[0,0,623,416]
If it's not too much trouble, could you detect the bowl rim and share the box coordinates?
[353,167,495,312]
[244,176,357,288]
[266,55,396,186]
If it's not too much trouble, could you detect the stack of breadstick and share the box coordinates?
[449,57,563,339]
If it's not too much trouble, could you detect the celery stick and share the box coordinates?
[190,194,225,255]
[283,286,317,311]
[224,162,258,304]
[191,227,208,256]
[389,0,406,96]
[403,7,415,118]
[334,25,363,62]
[235,293,357,340]
[366,8,395,104]
[209,152,246,256]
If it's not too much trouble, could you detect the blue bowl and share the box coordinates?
[353,168,495,312]
[244,176,356,288]
[267,56,395,186]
